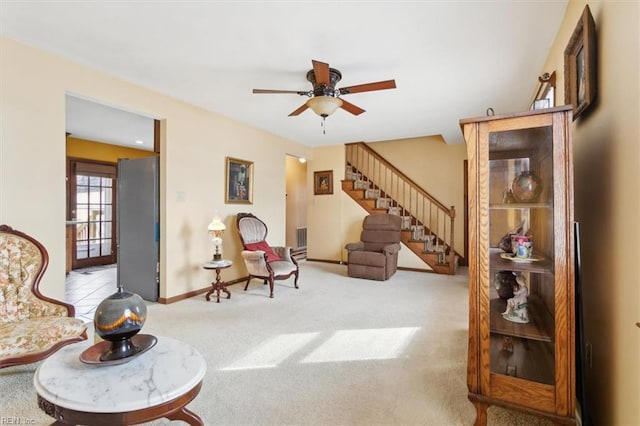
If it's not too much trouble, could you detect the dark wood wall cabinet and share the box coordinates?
[460,106,576,425]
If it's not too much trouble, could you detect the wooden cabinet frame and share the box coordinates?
[461,106,576,425]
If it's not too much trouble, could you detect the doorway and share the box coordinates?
[67,159,117,270]
[65,94,159,310]
[285,155,308,260]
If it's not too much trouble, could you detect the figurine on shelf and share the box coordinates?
[501,336,514,354]
[498,220,526,253]
[502,274,529,323]
[502,188,516,204]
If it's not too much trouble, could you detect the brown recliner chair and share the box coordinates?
[345,214,402,281]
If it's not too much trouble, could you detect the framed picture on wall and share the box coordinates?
[564,5,597,120]
[225,157,253,204]
[313,170,333,195]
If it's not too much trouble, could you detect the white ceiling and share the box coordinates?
[66,94,156,151]
[1,1,568,148]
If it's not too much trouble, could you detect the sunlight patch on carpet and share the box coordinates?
[301,327,420,363]
[220,332,319,371]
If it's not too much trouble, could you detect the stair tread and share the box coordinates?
[342,164,456,275]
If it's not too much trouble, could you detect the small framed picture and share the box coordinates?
[564,5,597,120]
[225,157,253,204]
[313,170,333,195]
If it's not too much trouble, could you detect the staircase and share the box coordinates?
[342,142,458,275]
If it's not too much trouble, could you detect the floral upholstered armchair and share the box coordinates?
[236,213,299,298]
[0,225,88,368]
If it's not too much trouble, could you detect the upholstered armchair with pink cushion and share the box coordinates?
[345,214,402,281]
[0,225,88,368]
[236,213,299,298]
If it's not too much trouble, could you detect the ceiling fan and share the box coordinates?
[252,59,396,127]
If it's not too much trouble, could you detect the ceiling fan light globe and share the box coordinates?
[306,96,343,117]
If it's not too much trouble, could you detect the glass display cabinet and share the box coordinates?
[460,106,576,425]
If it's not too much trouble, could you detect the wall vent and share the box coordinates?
[296,227,307,249]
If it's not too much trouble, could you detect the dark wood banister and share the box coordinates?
[345,142,455,218]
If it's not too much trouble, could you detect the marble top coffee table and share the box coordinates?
[34,335,207,425]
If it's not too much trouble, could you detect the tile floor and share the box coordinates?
[65,264,118,323]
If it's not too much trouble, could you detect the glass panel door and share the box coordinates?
[70,161,117,269]
[487,125,555,385]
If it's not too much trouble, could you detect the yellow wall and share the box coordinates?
[541,1,639,424]
[67,136,155,162]
[0,36,312,301]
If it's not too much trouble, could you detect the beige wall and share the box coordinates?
[369,136,467,256]
[3,5,638,419]
[541,1,639,424]
[307,145,346,261]
[307,138,466,270]
[0,36,312,301]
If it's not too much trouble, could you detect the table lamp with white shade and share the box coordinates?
[208,216,226,260]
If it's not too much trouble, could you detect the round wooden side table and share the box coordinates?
[34,336,207,425]
[203,259,232,302]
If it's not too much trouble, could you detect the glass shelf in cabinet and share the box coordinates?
[489,334,555,385]
[489,202,552,209]
[489,248,553,274]
[489,295,555,342]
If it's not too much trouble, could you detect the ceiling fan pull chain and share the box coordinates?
[321,116,326,134]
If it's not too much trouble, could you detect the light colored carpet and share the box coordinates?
[1,261,552,425]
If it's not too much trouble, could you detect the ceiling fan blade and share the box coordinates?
[253,89,308,95]
[289,103,309,116]
[339,79,397,95]
[340,98,366,116]
[312,60,330,86]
